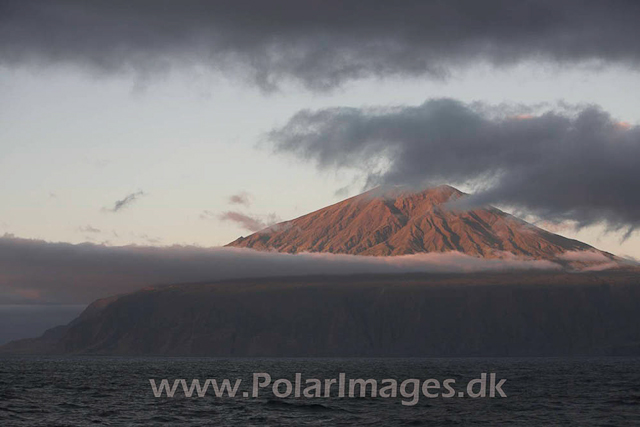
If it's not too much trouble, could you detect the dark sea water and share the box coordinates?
[1,357,640,426]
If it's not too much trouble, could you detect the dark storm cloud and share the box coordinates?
[270,98,640,235]
[0,234,564,305]
[2,1,640,90]
[103,191,145,213]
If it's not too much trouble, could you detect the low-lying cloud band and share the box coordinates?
[0,235,567,305]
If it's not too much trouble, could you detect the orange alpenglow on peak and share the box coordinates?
[226,185,605,260]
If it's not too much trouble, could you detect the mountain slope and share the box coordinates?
[227,185,600,259]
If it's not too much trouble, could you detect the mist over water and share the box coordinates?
[0,305,85,345]
[1,357,639,426]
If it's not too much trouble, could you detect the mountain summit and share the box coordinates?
[227,185,603,260]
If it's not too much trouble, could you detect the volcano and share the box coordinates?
[2,185,634,357]
[227,185,605,260]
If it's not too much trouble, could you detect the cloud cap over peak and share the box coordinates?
[270,98,640,235]
[2,0,640,90]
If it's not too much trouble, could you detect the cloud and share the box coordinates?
[580,262,621,272]
[103,191,145,213]
[218,211,279,232]
[0,234,569,306]
[199,210,215,220]
[555,250,620,272]
[270,98,640,235]
[557,250,611,263]
[228,192,252,207]
[2,1,640,91]
[133,232,163,245]
[78,225,101,234]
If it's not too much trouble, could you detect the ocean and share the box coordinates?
[1,357,639,426]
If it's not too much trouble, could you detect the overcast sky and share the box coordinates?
[1,0,640,257]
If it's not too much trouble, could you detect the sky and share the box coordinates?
[1,1,640,342]
[2,55,640,254]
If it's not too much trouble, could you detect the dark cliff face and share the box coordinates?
[8,270,640,357]
[226,185,601,259]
